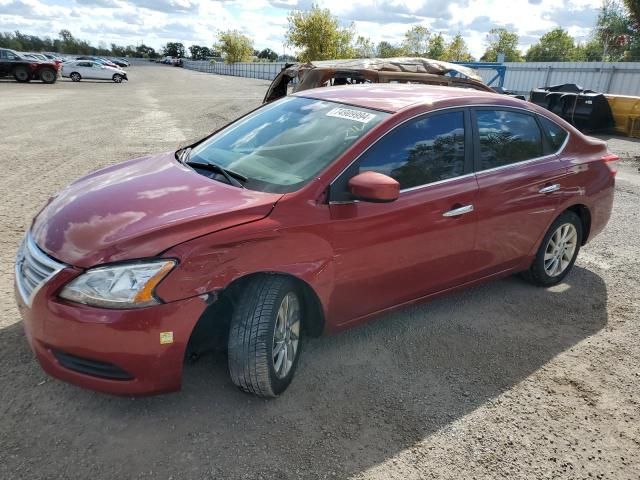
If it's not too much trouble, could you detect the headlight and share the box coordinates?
[59,259,176,309]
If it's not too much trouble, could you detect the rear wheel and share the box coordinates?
[39,68,57,84]
[70,72,81,82]
[113,74,123,83]
[525,211,582,287]
[228,275,303,397]
[13,66,30,83]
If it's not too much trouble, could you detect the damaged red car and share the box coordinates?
[15,84,616,397]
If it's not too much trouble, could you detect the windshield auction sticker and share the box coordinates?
[326,107,377,124]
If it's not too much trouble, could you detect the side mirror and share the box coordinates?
[348,171,400,203]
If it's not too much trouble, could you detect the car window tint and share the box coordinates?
[358,111,466,189]
[476,110,543,170]
[539,116,568,152]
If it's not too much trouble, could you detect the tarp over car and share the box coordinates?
[263,57,485,103]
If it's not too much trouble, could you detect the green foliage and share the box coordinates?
[286,4,355,61]
[189,45,212,60]
[443,34,474,62]
[0,29,153,57]
[376,41,406,58]
[403,25,430,56]
[525,28,577,61]
[163,42,185,58]
[258,48,278,61]
[573,39,606,61]
[480,28,523,62]
[217,30,254,63]
[354,36,375,58]
[427,33,446,60]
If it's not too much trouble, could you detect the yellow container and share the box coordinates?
[605,94,640,138]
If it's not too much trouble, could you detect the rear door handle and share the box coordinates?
[442,204,474,217]
[539,184,560,194]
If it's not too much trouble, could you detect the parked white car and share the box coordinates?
[62,60,128,83]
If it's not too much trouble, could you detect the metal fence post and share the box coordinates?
[605,66,617,93]
[543,65,552,87]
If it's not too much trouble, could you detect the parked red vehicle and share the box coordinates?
[15,85,616,397]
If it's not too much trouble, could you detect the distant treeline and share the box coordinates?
[0,30,159,58]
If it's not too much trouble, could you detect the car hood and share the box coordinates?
[32,152,283,268]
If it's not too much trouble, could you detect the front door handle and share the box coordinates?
[443,204,474,217]
[539,184,560,194]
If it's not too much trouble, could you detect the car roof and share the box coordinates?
[295,83,526,113]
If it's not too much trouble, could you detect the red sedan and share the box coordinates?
[15,84,616,397]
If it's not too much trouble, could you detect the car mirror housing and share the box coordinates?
[348,171,400,203]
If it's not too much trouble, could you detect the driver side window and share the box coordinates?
[358,111,467,190]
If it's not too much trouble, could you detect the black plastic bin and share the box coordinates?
[529,84,614,132]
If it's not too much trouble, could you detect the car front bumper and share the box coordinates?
[15,268,207,396]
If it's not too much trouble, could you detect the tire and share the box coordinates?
[228,275,303,397]
[39,68,57,84]
[525,211,583,287]
[13,66,30,83]
[113,74,123,83]
[70,72,81,82]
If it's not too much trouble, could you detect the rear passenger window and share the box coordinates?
[476,110,543,170]
[359,111,466,189]
[539,116,568,152]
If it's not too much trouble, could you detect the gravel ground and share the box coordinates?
[1,65,639,480]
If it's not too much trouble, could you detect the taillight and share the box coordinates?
[602,153,620,176]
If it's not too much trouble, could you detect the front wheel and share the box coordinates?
[228,276,303,397]
[13,66,30,83]
[39,68,57,84]
[525,211,583,287]
[70,72,81,82]
[112,74,123,83]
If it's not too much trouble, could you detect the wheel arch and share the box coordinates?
[565,203,591,245]
[185,271,326,360]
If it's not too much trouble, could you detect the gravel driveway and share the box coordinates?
[1,65,638,479]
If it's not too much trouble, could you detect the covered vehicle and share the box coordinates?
[263,57,490,103]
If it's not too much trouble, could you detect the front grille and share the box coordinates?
[53,350,134,380]
[15,233,67,306]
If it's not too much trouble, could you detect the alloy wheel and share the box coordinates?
[544,223,578,277]
[272,292,300,379]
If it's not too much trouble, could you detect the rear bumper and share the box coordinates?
[16,268,207,396]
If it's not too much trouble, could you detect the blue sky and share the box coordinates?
[0,0,602,57]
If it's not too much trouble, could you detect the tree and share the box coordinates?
[376,40,406,58]
[593,0,633,60]
[217,30,253,63]
[189,45,211,60]
[258,48,278,61]
[163,42,185,58]
[573,39,606,60]
[480,28,523,62]
[443,34,474,61]
[354,36,375,58]
[402,25,430,56]
[525,28,579,61]
[427,33,446,59]
[286,4,355,61]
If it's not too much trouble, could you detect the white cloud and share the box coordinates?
[0,0,601,57]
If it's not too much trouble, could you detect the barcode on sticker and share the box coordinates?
[326,108,376,124]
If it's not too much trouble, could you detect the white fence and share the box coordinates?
[477,62,640,97]
[182,59,640,97]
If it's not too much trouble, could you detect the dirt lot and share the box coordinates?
[1,65,639,480]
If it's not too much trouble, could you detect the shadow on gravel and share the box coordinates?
[0,266,607,479]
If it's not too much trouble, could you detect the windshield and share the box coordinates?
[188,96,389,193]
